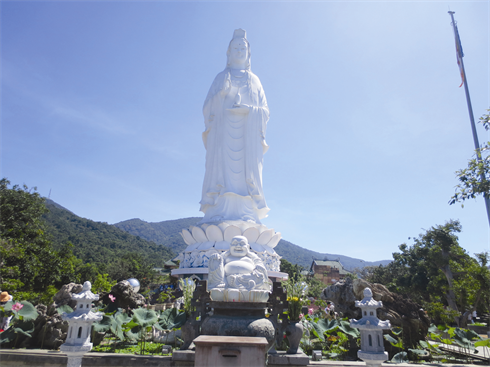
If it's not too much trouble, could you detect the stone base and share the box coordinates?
[172,350,196,362]
[267,350,309,366]
[194,335,268,367]
[358,350,389,366]
[201,314,275,349]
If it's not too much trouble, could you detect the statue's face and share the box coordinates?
[230,237,249,257]
[228,38,248,66]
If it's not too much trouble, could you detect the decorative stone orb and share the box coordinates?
[127,278,140,293]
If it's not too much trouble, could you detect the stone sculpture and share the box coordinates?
[200,28,270,224]
[350,288,390,367]
[60,281,103,367]
[207,236,271,302]
[173,28,286,286]
[322,278,430,348]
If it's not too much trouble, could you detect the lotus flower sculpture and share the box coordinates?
[178,222,281,272]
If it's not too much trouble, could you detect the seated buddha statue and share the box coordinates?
[207,236,271,302]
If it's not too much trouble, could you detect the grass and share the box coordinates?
[91,337,173,356]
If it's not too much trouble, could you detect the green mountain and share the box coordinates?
[113,218,391,270]
[43,199,175,268]
[114,217,201,254]
[42,199,390,272]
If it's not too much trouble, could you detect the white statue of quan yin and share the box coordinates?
[200,29,270,224]
[208,236,271,302]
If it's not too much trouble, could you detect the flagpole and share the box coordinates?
[448,11,490,227]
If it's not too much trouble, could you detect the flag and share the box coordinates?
[453,23,465,87]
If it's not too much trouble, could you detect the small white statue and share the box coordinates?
[207,236,271,302]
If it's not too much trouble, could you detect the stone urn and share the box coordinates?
[200,301,276,350]
[285,320,304,354]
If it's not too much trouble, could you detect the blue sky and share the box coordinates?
[1,1,489,262]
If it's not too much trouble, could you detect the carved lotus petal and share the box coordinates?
[242,227,260,244]
[267,233,281,248]
[249,242,265,253]
[192,226,208,243]
[218,222,230,232]
[205,225,223,242]
[235,221,250,232]
[182,229,196,245]
[185,243,201,252]
[197,241,215,251]
[264,246,276,255]
[259,225,269,233]
[215,241,230,250]
[200,223,210,231]
[223,225,241,242]
[256,229,274,245]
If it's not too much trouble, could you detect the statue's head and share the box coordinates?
[230,235,250,257]
[227,28,251,70]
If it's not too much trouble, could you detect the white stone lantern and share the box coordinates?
[350,288,391,367]
[60,281,103,367]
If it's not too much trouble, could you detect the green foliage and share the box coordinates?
[301,316,359,360]
[178,278,196,316]
[92,337,170,355]
[450,108,490,205]
[0,300,39,346]
[0,179,79,294]
[366,220,489,316]
[280,259,304,281]
[155,307,186,331]
[282,274,308,320]
[43,199,175,284]
[344,273,357,280]
[157,289,173,304]
[305,277,324,298]
[391,351,409,363]
[309,318,336,342]
[38,285,59,306]
[424,302,460,327]
[93,273,117,294]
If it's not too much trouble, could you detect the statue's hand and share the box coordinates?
[220,77,231,97]
[209,253,221,261]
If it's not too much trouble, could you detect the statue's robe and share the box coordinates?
[200,68,270,223]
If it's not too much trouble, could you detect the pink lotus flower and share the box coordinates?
[12,302,23,312]
[109,294,116,303]
[299,313,304,320]
[308,308,314,315]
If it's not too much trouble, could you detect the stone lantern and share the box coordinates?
[60,281,103,367]
[350,288,390,367]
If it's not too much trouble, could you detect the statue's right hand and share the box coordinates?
[220,77,231,97]
[209,253,221,261]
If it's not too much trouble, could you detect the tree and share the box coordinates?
[105,252,156,288]
[280,258,304,282]
[0,179,78,295]
[450,108,490,205]
[367,220,488,320]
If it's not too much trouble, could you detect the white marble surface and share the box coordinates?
[199,29,270,224]
[207,236,271,302]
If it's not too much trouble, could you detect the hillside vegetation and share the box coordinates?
[43,199,175,269]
